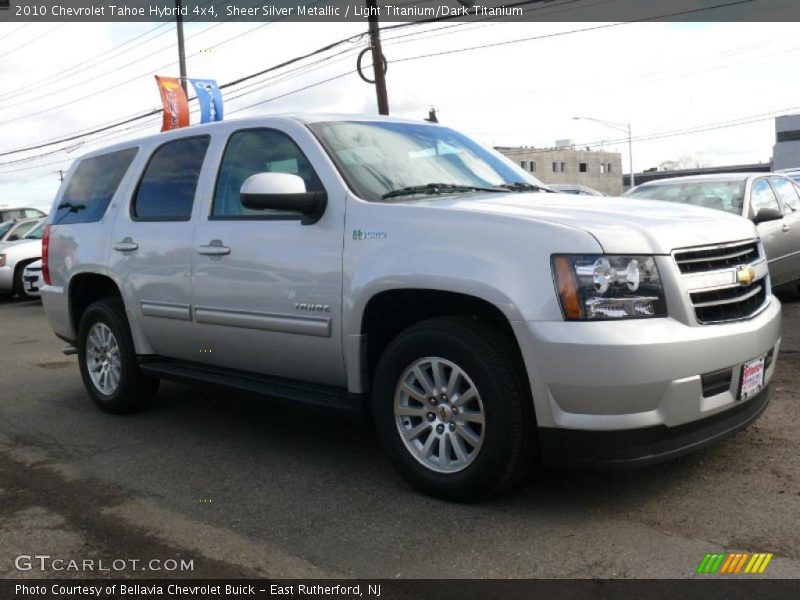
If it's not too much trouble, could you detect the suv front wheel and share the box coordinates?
[372,317,535,501]
[77,298,159,414]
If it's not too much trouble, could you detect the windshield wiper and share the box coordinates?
[381,183,504,200]
[57,201,86,212]
[494,182,556,193]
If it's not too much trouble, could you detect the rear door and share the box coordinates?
[749,177,793,286]
[109,135,211,360]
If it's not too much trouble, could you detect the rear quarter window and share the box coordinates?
[55,148,138,225]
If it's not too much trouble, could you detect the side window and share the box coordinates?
[24,209,43,218]
[55,148,138,225]
[769,177,800,212]
[212,129,324,218]
[133,136,210,221]
[751,179,781,215]
[10,221,36,239]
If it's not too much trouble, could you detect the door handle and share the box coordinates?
[197,240,231,256]
[113,238,139,252]
[782,223,791,233]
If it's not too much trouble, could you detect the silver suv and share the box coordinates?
[40,115,781,500]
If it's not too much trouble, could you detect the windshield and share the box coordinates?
[309,120,547,202]
[24,222,45,240]
[626,180,745,215]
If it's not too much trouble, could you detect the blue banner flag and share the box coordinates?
[189,78,224,123]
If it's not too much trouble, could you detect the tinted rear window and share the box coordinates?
[55,148,138,225]
[133,136,210,221]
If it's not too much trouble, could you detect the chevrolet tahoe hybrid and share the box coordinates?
[39,115,781,500]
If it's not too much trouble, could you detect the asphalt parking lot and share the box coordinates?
[1,295,799,580]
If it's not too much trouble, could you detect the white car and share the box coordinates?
[0,218,41,243]
[0,220,45,299]
[22,259,43,298]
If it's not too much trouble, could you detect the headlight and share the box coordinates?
[0,254,5,267]
[552,254,667,320]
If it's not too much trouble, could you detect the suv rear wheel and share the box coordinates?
[77,298,159,414]
[372,316,535,501]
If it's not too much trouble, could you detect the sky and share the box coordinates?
[0,19,799,209]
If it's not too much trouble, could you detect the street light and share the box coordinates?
[573,116,635,188]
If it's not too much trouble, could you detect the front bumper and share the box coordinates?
[512,295,781,436]
[539,385,770,467]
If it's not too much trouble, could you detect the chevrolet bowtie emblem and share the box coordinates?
[736,265,757,286]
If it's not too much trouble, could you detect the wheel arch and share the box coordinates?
[354,288,528,397]
[67,271,153,354]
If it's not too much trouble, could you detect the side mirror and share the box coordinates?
[752,208,783,224]
[240,173,327,225]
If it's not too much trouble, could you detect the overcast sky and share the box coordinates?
[1,20,798,209]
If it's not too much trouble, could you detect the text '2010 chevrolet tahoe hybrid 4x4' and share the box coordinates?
[40,116,781,500]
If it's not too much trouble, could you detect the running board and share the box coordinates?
[138,357,364,417]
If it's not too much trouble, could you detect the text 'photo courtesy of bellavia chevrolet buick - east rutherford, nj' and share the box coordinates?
[3,0,800,592]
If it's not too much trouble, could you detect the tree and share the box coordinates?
[659,153,711,171]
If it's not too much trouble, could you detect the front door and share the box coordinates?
[750,177,794,287]
[190,126,346,387]
[768,176,800,285]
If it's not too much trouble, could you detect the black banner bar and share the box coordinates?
[2,579,800,600]
[1,0,800,23]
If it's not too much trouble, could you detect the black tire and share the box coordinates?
[77,298,159,414]
[13,259,37,299]
[372,316,535,501]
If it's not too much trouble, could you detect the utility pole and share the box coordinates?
[175,0,188,95]
[366,0,389,115]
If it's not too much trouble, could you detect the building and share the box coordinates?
[496,144,623,196]
[773,114,800,170]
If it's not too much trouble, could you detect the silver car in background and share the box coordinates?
[625,174,800,291]
[0,220,45,299]
[549,183,606,196]
[0,218,41,243]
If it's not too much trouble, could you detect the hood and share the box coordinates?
[407,192,757,254]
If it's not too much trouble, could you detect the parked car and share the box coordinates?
[778,168,800,185]
[22,259,43,298]
[549,183,606,196]
[0,220,45,299]
[0,217,41,243]
[0,207,46,223]
[40,116,780,500]
[624,174,800,291]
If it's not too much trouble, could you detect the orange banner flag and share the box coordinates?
[155,76,190,132]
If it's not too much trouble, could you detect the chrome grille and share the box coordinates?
[674,239,769,325]
[690,283,767,324]
[674,241,759,274]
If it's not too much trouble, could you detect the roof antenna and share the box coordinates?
[425,107,439,123]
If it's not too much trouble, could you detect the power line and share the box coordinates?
[392,0,755,65]
[0,0,758,163]
[0,23,172,103]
